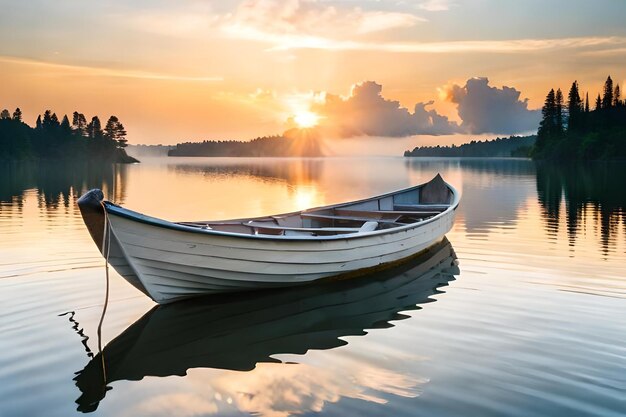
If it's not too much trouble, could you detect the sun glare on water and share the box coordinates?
[293,111,320,128]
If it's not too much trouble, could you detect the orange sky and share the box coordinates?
[1,1,626,144]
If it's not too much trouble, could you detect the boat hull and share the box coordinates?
[78,177,459,304]
[73,238,458,412]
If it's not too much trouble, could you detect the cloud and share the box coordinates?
[232,78,542,138]
[0,55,223,82]
[417,0,455,12]
[214,2,626,54]
[114,2,626,56]
[249,88,277,100]
[131,393,218,416]
[223,0,424,41]
[310,81,461,137]
[442,77,540,134]
[206,360,425,417]
[263,35,626,53]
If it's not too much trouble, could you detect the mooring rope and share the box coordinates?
[58,311,95,359]
[97,201,111,385]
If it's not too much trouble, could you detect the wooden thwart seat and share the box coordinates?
[393,204,449,211]
[301,213,403,225]
[334,208,441,218]
[245,221,361,233]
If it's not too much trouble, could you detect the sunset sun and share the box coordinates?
[293,111,320,128]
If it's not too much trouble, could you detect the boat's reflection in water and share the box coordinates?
[74,238,460,413]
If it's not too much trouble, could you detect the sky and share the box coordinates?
[1,0,626,145]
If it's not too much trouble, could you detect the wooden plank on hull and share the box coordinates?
[109,213,450,264]
[109,212,452,259]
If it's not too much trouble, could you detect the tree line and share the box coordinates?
[533,76,626,159]
[404,135,536,158]
[168,129,322,157]
[0,107,137,162]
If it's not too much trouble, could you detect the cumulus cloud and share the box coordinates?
[248,79,540,138]
[310,81,461,137]
[442,77,540,134]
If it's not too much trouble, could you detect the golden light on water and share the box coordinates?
[293,111,320,128]
[293,185,318,210]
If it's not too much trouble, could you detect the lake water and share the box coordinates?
[0,157,625,417]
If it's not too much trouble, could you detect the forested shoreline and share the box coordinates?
[533,76,626,160]
[0,107,138,163]
[404,135,535,158]
[168,129,322,157]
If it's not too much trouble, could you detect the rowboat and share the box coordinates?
[77,174,459,304]
[74,238,459,412]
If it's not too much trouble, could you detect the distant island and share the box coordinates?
[127,144,174,158]
[168,128,322,157]
[0,108,138,163]
[404,135,535,158]
[532,75,626,160]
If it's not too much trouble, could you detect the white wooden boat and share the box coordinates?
[74,238,458,412]
[77,174,459,304]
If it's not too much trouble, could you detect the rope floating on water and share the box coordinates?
[58,311,95,359]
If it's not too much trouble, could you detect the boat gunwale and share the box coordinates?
[103,180,460,242]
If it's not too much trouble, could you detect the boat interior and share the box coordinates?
[178,175,455,237]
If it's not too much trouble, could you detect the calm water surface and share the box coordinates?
[0,157,625,417]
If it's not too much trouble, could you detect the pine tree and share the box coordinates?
[12,108,22,122]
[87,116,103,139]
[72,111,87,136]
[538,89,556,137]
[104,116,117,139]
[534,88,558,156]
[61,115,71,132]
[595,94,602,111]
[41,110,61,130]
[116,122,128,148]
[104,115,128,148]
[585,93,590,113]
[602,76,613,109]
[555,88,564,134]
[567,81,582,131]
[0,109,10,120]
[36,115,42,129]
[42,110,53,129]
[614,84,621,107]
[50,113,60,128]
[72,111,80,127]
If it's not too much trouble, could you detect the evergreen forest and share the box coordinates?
[0,108,138,163]
[532,76,626,160]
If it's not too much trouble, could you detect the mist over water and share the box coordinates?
[0,157,624,417]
